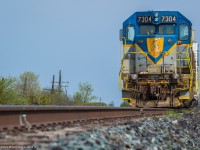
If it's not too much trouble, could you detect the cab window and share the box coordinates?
[126,25,135,41]
[139,25,155,35]
[159,25,174,34]
[179,24,189,40]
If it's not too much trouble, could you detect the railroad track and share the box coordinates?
[0,105,176,129]
[0,105,187,148]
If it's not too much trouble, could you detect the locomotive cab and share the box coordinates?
[119,11,199,107]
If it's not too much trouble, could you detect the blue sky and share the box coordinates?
[0,0,199,106]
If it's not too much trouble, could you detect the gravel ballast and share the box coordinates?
[36,109,200,150]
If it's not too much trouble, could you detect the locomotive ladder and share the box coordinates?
[176,45,193,91]
[185,46,193,90]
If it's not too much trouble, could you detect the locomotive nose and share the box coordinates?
[147,37,164,59]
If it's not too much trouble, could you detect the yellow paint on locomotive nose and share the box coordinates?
[147,38,164,58]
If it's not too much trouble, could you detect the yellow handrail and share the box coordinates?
[119,37,127,90]
[119,43,194,91]
[120,37,127,55]
[185,47,193,90]
[118,68,123,90]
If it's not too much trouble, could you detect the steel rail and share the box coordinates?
[0,105,170,129]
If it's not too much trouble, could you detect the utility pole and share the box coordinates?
[58,70,62,93]
[100,97,102,106]
[49,70,69,98]
[51,75,55,93]
[23,76,27,96]
[63,85,68,98]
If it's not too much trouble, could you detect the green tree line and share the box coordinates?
[0,71,115,106]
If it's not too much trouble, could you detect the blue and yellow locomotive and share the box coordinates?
[119,11,199,107]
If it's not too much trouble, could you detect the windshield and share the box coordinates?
[139,24,176,35]
[159,25,174,34]
[179,24,189,40]
[139,25,155,35]
[126,26,135,41]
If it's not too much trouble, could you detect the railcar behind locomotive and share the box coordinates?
[119,11,199,107]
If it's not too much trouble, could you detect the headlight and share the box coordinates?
[173,74,179,79]
[168,38,173,44]
[154,13,159,22]
[138,40,144,45]
[131,74,138,80]
[154,13,159,17]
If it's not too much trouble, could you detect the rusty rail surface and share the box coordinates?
[0,105,171,129]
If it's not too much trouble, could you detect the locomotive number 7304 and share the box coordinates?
[161,16,176,23]
[137,16,152,23]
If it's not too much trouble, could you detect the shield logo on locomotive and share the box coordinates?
[147,38,164,58]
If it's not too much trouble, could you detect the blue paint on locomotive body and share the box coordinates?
[122,11,192,64]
